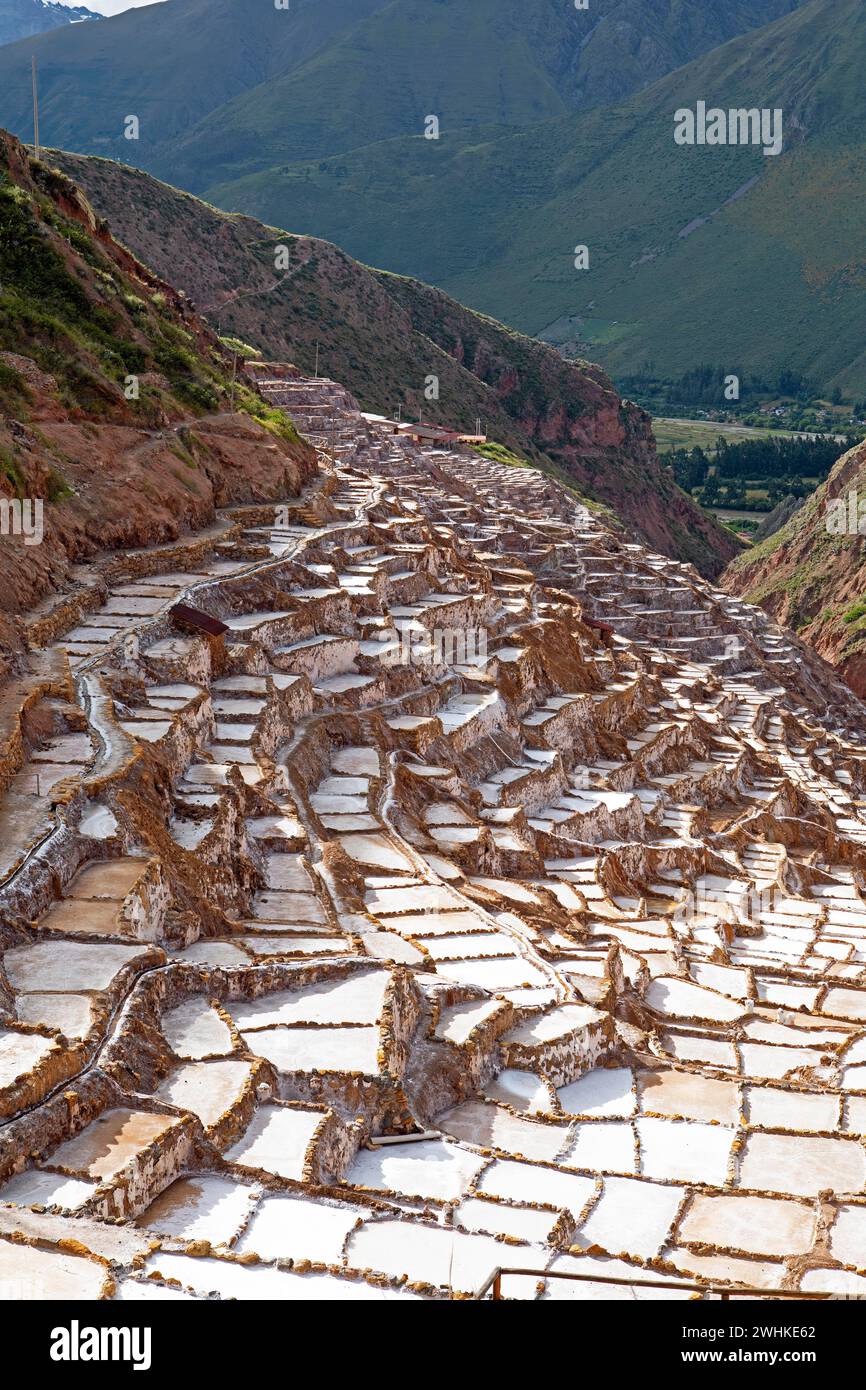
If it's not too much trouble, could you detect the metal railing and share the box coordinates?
[475,1267,847,1301]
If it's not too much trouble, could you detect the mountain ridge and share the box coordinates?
[0,0,806,176]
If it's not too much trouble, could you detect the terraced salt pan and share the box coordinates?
[638,1069,739,1125]
[557,1068,636,1119]
[346,1139,487,1202]
[737,1041,822,1080]
[113,1279,197,1302]
[434,957,550,991]
[737,1131,866,1197]
[801,1267,866,1295]
[331,747,380,776]
[36,899,123,938]
[0,1169,96,1210]
[311,793,369,814]
[146,683,203,700]
[742,1016,844,1047]
[122,720,173,743]
[48,1109,179,1182]
[224,1106,323,1180]
[425,933,516,960]
[346,1218,544,1295]
[0,1237,108,1300]
[172,940,249,968]
[321,813,380,831]
[68,858,146,899]
[365,884,458,915]
[237,1194,362,1263]
[223,611,291,632]
[169,818,212,851]
[78,804,119,840]
[745,1084,839,1132]
[390,910,488,937]
[339,834,415,872]
[637,1117,735,1185]
[0,1030,56,1087]
[504,1003,602,1045]
[828,1204,866,1266]
[241,1025,381,1075]
[538,1253,692,1302]
[0,1205,153,1267]
[470,878,540,905]
[250,892,327,924]
[247,815,304,842]
[439,1102,569,1163]
[3,940,150,993]
[645,976,744,1022]
[139,1176,257,1244]
[318,777,370,798]
[433,998,503,1046]
[233,973,390,1032]
[679,1193,816,1257]
[822,987,866,1020]
[661,1033,738,1070]
[32,733,91,764]
[456,1196,560,1243]
[263,855,315,891]
[564,1122,636,1174]
[755,979,821,1010]
[161,998,234,1059]
[485,1069,552,1113]
[477,1158,595,1217]
[668,1248,785,1290]
[155,1059,253,1128]
[239,936,350,958]
[577,1177,684,1260]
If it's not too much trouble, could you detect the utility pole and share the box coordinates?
[230,353,238,412]
[31,56,40,161]
[314,340,320,377]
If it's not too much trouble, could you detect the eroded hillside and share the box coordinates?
[0,132,316,682]
[723,440,866,695]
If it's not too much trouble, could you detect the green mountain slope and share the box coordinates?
[203,0,866,396]
[49,147,741,579]
[163,0,804,192]
[0,0,803,184]
[0,0,384,156]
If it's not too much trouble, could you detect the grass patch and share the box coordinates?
[472,440,531,469]
[0,446,25,496]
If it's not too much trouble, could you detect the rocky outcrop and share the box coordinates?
[753,494,805,543]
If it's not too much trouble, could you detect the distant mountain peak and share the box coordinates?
[0,0,101,47]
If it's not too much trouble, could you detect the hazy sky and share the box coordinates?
[58,0,167,14]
